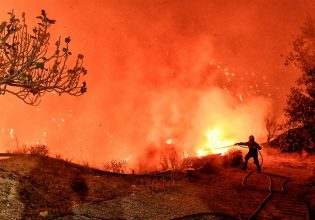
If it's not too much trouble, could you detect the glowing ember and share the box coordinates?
[9,129,14,138]
[197,127,235,156]
[166,139,174,145]
[239,94,243,102]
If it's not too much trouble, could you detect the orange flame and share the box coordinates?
[196,127,235,157]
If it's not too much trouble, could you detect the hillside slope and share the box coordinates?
[0,152,314,219]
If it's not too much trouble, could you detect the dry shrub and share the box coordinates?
[53,154,73,163]
[271,127,315,153]
[182,154,223,173]
[180,150,243,174]
[223,149,243,167]
[7,145,29,154]
[103,159,127,173]
[137,143,185,174]
[137,143,242,174]
[29,144,49,156]
[80,160,90,168]
[198,156,223,174]
[182,156,194,169]
[54,153,63,160]
[159,147,181,171]
[7,144,49,156]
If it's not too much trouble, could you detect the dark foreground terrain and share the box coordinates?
[0,149,315,220]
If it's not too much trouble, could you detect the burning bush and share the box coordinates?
[136,140,245,174]
[181,150,243,173]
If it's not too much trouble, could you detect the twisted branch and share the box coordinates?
[0,10,87,105]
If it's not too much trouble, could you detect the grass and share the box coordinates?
[1,145,282,219]
[0,155,135,219]
[2,147,315,219]
[0,151,191,219]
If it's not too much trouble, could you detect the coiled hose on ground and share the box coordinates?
[216,145,293,219]
[239,147,291,220]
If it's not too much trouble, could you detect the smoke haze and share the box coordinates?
[0,0,314,167]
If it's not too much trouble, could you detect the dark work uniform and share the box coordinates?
[236,141,261,172]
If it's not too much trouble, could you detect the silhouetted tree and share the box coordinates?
[283,17,315,151]
[285,17,315,129]
[0,10,87,105]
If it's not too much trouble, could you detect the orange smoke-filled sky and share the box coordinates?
[0,0,314,166]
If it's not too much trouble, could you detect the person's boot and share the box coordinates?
[257,165,261,173]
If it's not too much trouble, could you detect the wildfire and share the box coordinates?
[197,127,235,157]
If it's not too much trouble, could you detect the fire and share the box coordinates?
[165,139,174,145]
[197,127,235,157]
[197,149,207,157]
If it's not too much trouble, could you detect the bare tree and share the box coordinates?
[265,115,280,144]
[0,10,87,105]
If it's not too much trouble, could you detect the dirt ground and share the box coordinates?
[0,148,315,220]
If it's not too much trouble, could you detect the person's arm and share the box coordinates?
[235,142,249,146]
[256,142,262,150]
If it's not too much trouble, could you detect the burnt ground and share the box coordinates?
[0,149,315,220]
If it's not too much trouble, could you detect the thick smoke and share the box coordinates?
[0,0,314,168]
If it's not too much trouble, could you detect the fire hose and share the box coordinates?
[174,145,293,220]
[215,144,294,219]
[235,145,292,220]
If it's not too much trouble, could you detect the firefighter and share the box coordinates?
[235,135,262,173]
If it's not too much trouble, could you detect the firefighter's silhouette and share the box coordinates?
[235,135,262,173]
